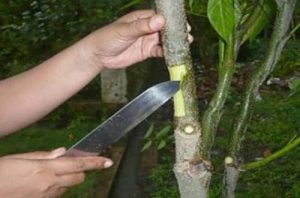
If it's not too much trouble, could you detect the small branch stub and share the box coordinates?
[225,156,234,165]
[184,124,195,134]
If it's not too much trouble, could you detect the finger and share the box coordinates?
[150,45,164,58]
[56,173,85,187]
[56,188,67,197]
[118,15,165,40]
[48,187,67,198]
[187,23,191,32]
[3,147,66,160]
[188,34,194,43]
[117,9,155,23]
[48,157,113,175]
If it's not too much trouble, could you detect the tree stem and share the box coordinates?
[224,1,297,197]
[155,0,210,197]
[229,0,297,161]
[244,136,300,170]
[201,36,235,159]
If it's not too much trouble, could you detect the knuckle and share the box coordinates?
[132,20,149,34]
[70,173,85,186]
[115,24,133,42]
[38,180,55,193]
[75,160,86,170]
[88,157,104,167]
[34,167,56,192]
[132,21,140,32]
[32,163,45,174]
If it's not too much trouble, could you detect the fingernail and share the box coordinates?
[188,34,194,43]
[150,15,164,31]
[187,23,191,32]
[104,160,113,168]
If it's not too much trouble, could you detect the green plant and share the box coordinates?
[147,164,179,198]
[288,76,300,96]
[141,123,173,152]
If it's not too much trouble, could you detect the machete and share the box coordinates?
[64,81,179,157]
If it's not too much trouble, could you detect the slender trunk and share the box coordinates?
[200,37,236,159]
[224,1,297,197]
[155,0,211,197]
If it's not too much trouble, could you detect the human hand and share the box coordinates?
[0,148,113,198]
[85,10,193,70]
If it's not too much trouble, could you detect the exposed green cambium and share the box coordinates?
[168,65,187,117]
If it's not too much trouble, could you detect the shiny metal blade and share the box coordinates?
[65,81,179,157]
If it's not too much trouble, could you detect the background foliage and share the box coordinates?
[0,0,299,197]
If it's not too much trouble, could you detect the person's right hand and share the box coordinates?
[0,147,113,198]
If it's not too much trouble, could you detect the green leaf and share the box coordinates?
[156,125,172,140]
[288,77,300,96]
[118,0,146,12]
[241,0,276,43]
[144,124,154,139]
[157,140,166,150]
[189,0,194,10]
[234,0,241,28]
[207,0,236,42]
[288,77,300,90]
[141,140,152,152]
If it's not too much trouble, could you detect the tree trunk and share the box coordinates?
[155,0,211,197]
[224,1,297,197]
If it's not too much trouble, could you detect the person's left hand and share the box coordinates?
[84,10,192,70]
[0,148,113,198]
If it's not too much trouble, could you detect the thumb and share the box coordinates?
[119,15,164,40]
[3,147,66,160]
[49,147,67,158]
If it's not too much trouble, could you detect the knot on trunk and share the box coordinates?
[188,159,212,178]
[174,159,212,179]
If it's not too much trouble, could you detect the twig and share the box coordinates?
[243,136,300,170]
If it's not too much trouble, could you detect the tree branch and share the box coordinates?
[243,136,300,170]
[228,0,297,162]
[201,36,236,159]
[223,1,297,197]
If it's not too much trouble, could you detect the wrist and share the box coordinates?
[73,34,105,74]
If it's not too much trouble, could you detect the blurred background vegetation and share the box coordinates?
[0,0,299,197]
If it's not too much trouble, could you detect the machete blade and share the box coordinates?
[64,81,179,157]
